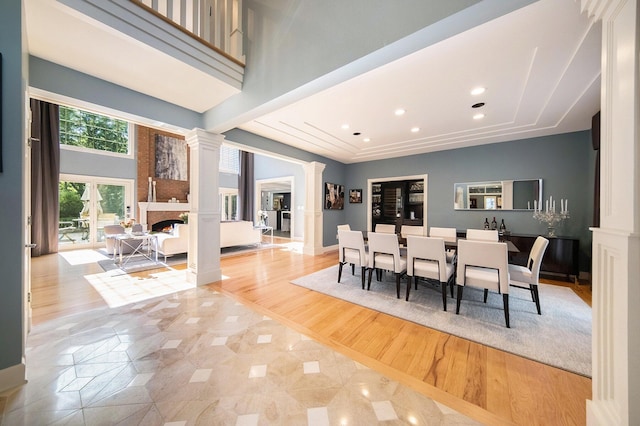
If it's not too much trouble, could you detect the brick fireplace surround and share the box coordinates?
[137,126,190,229]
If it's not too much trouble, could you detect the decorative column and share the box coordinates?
[303,161,326,255]
[581,0,640,425]
[185,128,224,286]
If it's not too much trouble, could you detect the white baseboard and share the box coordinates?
[0,362,26,394]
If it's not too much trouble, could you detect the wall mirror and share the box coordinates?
[453,179,542,210]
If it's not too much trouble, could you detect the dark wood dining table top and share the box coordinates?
[360,231,520,253]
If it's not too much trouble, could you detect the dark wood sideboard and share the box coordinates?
[507,234,579,282]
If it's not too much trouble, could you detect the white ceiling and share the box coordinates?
[239,0,601,163]
[25,0,601,164]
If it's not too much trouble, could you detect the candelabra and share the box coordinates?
[533,196,569,237]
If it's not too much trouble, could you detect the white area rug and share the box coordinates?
[291,265,592,377]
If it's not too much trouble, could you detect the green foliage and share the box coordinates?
[59,106,129,154]
[59,182,84,220]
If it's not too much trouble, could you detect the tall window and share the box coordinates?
[59,106,131,155]
[219,145,240,174]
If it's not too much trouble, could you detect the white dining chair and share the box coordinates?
[406,236,454,311]
[509,236,549,314]
[336,224,351,240]
[466,229,499,241]
[337,229,368,289]
[375,223,396,234]
[455,239,511,327]
[429,226,458,264]
[367,232,407,298]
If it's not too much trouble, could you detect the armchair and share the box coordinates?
[337,229,368,289]
[455,239,511,327]
[509,236,549,314]
[406,236,454,311]
[367,232,407,298]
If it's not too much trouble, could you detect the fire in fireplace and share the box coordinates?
[152,219,184,233]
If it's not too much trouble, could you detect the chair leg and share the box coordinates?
[360,267,366,289]
[531,284,541,315]
[483,288,489,303]
[338,262,344,283]
[351,263,355,275]
[503,294,510,328]
[456,285,464,314]
[395,273,401,299]
[441,281,447,311]
[376,269,382,281]
[367,268,374,290]
[405,276,412,301]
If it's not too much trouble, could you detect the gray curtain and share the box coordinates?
[238,151,254,221]
[30,99,60,256]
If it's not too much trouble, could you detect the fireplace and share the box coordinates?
[152,219,184,233]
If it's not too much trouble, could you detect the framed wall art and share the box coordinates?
[349,189,362,203]
[324,182,344,210]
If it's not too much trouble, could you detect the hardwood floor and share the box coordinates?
[30,242,592,425]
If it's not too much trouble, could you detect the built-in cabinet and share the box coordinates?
[371,179,424,232]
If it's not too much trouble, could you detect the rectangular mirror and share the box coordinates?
[454,179,542,210]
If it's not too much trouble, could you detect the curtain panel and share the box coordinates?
[238,151,254,221]
[30,99,60,256]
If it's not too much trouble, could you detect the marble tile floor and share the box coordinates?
[1,286,481,425]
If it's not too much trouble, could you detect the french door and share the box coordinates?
[59,174,134,250]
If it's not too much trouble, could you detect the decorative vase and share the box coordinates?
[147,177,153,202]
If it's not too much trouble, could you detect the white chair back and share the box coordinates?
[400,225,424,238]
[336,224,351,240]
[338,230,367,267]
[407,236,449,281]
[429,227,457,243]
[367,232,406,273]
[466,229,499,241]
[456,239,509,294]
[375,223,396,234]
[527,236,550,282]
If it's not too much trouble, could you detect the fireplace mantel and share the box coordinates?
[139,202,190,226]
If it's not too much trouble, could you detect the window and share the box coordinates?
[220,188,238,221]
[59,106,131,155]
[219,145,240,174]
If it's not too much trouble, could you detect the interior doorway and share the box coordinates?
[255,177,294,239]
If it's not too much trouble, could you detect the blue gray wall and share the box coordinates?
[30,57,202,132]
[344,131,595,272]
[0,0,27,378]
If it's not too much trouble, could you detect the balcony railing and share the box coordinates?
[130,0,244,66]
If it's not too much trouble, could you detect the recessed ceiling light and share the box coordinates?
[341,124,350,129]
[394,108,406,116]
[471,87,486,96]
[363,137,371,142]
[472,102,485,108]
[411,127,420,133]
[473,113,485,120]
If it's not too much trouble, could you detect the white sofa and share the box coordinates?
[221,221,261,248]
[155,223,189,261]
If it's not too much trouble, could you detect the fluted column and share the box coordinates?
[185,128,224,286]
[580,0,640,424]
[303,161,326,255]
